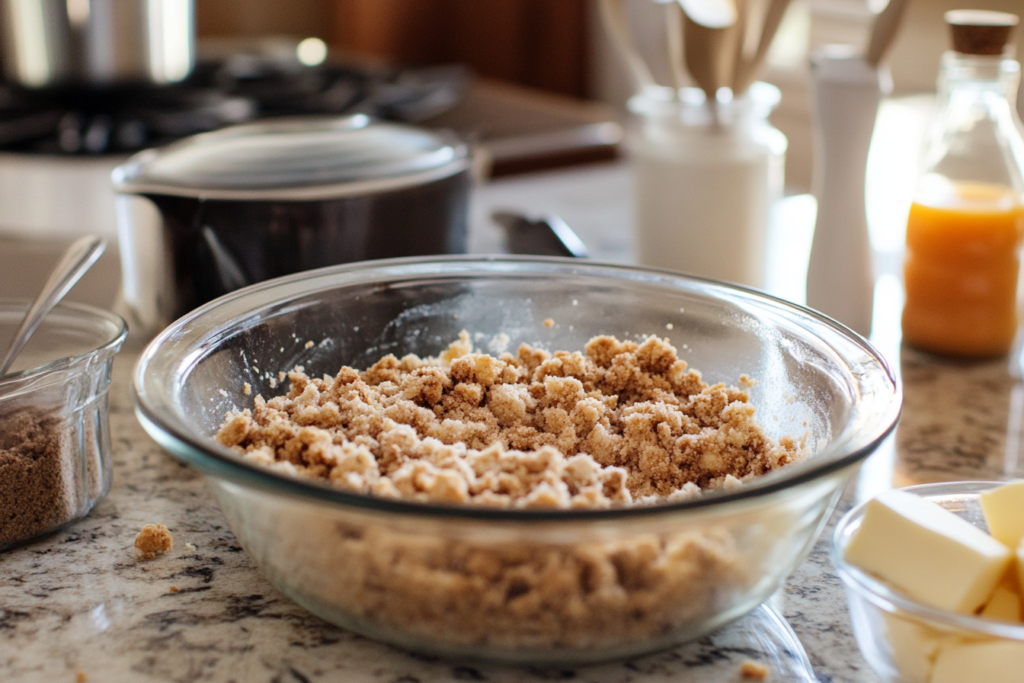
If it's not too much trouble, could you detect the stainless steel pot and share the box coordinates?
[113,115,472,336]
[1,0,195,87]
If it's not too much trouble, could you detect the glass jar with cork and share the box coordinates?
[901,10,1024,358]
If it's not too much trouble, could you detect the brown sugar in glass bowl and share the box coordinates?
[0,300,127,550]
[215,333,806,508]
[133,256,901,664]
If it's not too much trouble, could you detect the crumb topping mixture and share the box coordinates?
[134,523,173,559]
[217,334,802,508]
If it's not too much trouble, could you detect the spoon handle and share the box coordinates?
[865,0,910,67]
[598,0,657,90]
[666,1,687,90]
[0,235,106,377]
[733,0,792,95]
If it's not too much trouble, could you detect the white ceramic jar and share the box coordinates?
[629,83,786,289]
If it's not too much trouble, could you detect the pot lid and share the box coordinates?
[111,115,470,200]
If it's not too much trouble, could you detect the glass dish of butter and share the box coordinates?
[832,481,1024,683]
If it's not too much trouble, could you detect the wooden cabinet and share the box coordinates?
[197,0,590,98]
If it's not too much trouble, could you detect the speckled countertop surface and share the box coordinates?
[3,162,1022,682]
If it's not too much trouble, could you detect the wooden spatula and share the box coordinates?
[677,0,738,106]
[865,0,911,66]
[732,0,793,95]
[598,0,658,91]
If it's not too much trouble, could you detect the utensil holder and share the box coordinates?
[629,83,787,289]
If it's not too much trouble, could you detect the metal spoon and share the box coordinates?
[493,210,588,258]
[0,235,106,377]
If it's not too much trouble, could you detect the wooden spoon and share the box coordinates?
[598,0,658,91]
[732,0,793,95]
[678,0,738,106]
[666,1,688,90]
[732,0,750,93]
[865,0,911,66]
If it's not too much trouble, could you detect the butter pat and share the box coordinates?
[844,490,1012,613]
[932,639,1024,683]
[883,613,943,683]
[980,480,1024,549]
[979,581,1023,622]
[1018,539,1024,604]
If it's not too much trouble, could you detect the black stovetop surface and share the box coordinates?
[0,56,467,155]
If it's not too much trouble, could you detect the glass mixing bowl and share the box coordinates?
[133,256,901,664]
[0,300,127,550]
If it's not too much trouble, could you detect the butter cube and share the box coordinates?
[844,490,1012,613]
[980,480,1024,549]
[931,639,1024,683]
[883,613,943,683]
[1018,539,1024,608]
[978,580,1023,622]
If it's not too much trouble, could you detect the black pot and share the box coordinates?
[113,115,471,335]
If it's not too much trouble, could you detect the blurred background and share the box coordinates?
[1,0,1022,312]
[198,0,1024,192]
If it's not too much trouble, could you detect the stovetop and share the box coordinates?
[0,55,468,155]
[0,47,619,243]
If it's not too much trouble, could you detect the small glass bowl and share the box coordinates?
[832,482,1024,683]
[0,299,127,551]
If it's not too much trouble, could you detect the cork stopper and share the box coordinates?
[945,10,1018,56]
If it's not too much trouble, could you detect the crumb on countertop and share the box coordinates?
[76,672,86,683]
[168,585,179,593]
[741,659,770,679]
[305,340,314,349]
[243,383,251,395]
[543,318,554,327]
[135,523,173,559]
[185,542,196,552]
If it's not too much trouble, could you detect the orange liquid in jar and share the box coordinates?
[902,181,1024,356]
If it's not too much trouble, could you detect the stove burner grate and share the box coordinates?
[0,58,468,155]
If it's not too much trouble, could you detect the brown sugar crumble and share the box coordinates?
[76,672,87,683]
[217,333,804,509]
[543,318,555,328]
[741,659,770,679]
[298,519,745,650]
[134,523,173,559]
[213,333,806,650]
[0,408,83,548]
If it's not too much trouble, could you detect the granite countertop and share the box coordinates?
[3,161,1022,682]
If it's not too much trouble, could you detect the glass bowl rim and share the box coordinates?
[0,298,128,388]
[831,480,1024,640]
[133,254,902,522]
